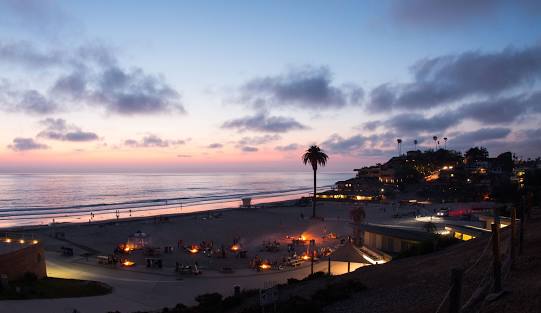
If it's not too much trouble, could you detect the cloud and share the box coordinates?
[0,40,184,115]
[7,137,48,151]
[241,146,258,152]
[0,82,59,115]
[237,66,363,110]
[0,0,74,37]
[275,143,300,151]
[53,65,185,115]
[390,0,499,27]
[222,111,307,133]
[177,154,192,158]
[37,118,99,142]
[124,135,185,148]
[237,134,281,146]
[384,112,460,133]
[207,143,223,149]
[450,127,511,147]
[366,45,541,112]
[322,134,367,154]
[454,91,541,124]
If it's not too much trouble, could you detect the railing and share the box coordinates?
[434,207,521,313]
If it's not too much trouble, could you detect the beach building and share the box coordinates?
[361,224,434,256]
[443,224,490,241]
[0,236,46,281]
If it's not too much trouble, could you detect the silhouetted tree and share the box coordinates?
[302,145,329,218]
[350,205,366,246]
[465,147,489,163]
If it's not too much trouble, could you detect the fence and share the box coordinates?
[434,207,521,313]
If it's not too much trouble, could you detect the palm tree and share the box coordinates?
[432,136,438,150]
[397,138,402,156]
[302,145,329,218]
[443,137,448,150]
[414,139,418,151]
[350,205,366,246]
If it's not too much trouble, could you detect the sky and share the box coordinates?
[0,0,540,172]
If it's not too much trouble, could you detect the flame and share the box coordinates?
[302,255,310,261]
[189,246,200,254]
[230,244,240,251]
[122,260,135,267]
[259,263,271,270]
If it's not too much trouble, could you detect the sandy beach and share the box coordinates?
[0,198,491,313]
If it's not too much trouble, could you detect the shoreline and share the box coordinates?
[1,197,304,232]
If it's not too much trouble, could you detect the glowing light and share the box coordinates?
[5,238,12,243]
[122,260,135,267]
[230,244,240,252]
[259,263,271,270]
[302,255,311,261]
[32,240,39,244]
[189,245,200,254]
[19,239,25,244]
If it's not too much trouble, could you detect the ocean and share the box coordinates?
[0,172,353,228]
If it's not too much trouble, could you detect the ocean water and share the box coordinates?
[0,172,352,228]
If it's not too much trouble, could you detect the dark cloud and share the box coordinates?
[237,135,281,146]
[0,41,64,67]
[384,112,460,133]
[207,143,223,149]
[53,65,184,115]
[0,0,73,37]
[275,143,300,151]
[241,146,258,152]
[37,118,99,142]
[391,0,498,27]
[0,82,59,115]
[451,127,511,147]
[366,45,541,112]
[7,137,48,151]
[0,40,184,115]
[124,135,185,148]
[222,111,307,133]
[238,66,363,110]
[322,134,367,154]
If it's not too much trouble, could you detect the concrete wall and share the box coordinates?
[0,243,47,281]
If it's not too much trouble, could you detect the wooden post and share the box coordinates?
[519,199,525,255]
[510,207,517,268]
[449,268,463,313]
[491,223,502,293]
[347,261,350,273]
[328,256,331,275]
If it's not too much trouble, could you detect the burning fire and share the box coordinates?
[124,246,131,252]
[189,245,200,254]
[230,244,240,252]
[299,234,307,241]
[259,263,271,270]
[301,255,311,261]
[122,260,135,267]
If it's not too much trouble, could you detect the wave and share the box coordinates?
[0,185,331,220]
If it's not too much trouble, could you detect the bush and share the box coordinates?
[312,280,365,305]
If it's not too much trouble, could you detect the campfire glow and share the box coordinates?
[189,245,200,254]
[301,255,311,261]
[122,260,135,267]
[259,263,271,270]
[230,244,240,251]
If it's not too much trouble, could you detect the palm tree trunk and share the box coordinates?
[312,169,317,218]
